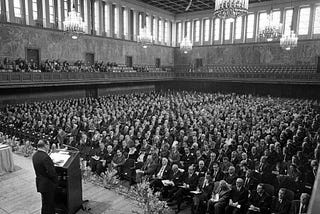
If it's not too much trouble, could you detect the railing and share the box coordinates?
[0,70,319,88]
[0,72,176,88]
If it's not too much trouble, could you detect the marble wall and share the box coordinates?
[174,40,320,66]
[0,23,174,65]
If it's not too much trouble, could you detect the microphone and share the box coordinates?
[62,143,79,151]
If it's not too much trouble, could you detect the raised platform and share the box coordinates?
[0,153,141,214]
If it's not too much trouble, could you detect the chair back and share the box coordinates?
[285,188,295,201]
[263,183,275,196]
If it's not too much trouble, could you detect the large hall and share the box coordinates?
[0,0,320,214]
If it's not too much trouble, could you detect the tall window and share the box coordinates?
[123,9,128,36]
[146,15,151,34]
[114,6,119,35]
[224,18,232,40]
[258,12,268,33]
[177,22,181,43]
[159,19,163,42]
[139,13,142,29]
[14,0,22,17]
[105,4,110,34]
[94,1,99,33]
[271,10,281,26]
[164,21,169,43]
[235,16,242,39]
[49,0,55,23]
[186,21,191,39]
[32,0,38,20]
[214,18,220,40]
[246,14,255,39]
[194,20,200,42]
[298,7,311,35]
[203,19,210,42]
[284,9,293,35]
[64,0,68,19]
[314,6,320,34]
[153,17,157,41]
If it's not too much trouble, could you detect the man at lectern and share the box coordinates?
[32,140,58,214]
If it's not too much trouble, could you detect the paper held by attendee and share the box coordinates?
[162,180,175,186]
[211,193,219,202]
[50,151,70,167]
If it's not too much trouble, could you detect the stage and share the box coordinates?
[0,153,141,214]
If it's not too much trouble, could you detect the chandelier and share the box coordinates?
[180,37,193,54]
[63,2,84,39]
[214,0,249,19]
[138,27,153,48]
[259,14,282,42]
[280,30,298,50]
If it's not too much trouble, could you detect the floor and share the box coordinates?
[0,153,141,214]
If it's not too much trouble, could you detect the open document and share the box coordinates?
[50,151,70,167]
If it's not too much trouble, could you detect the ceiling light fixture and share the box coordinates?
[214,0,249,19]
[63,0,84,39]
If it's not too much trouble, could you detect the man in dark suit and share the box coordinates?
[225,178,249,214]
[150,157,172,191]
[210,162,225,182]
[32,140,58,214]
[167,165,199,212]
[192,172,214,214]
[270,188,291,214]
[247,183,272,214]
[162,164,183,199]
[290,193,310,214]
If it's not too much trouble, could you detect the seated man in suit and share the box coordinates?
[192,172,214,214]
[290,193,310,214]
[90,141,108,175]
[210,162,225,182]
[247,183,272,214]
[163,164,183,199]
[270,188,291,214]
[150,157,172,192]
[207,180,231,214]
[167,165,199,212]
[195,160,207,178]
[225,178,249,214]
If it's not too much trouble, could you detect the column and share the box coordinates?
[24,0,31,25]
[291,6,298,35]
[309,3,315,39]
[118,5,123,39]
[0,0,7,21]
[43,0,49,28]
[57,0,62,29]
[7,0,14,22]
[153,16,158,44]
[123,7,129,39]
[171,21,176,47]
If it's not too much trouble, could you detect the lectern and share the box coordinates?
[51,149,83,214]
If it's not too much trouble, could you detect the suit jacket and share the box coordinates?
[210,169,225,182]
[290,200,308,214]
[168,169,183,186]
[248,191,272,214]
[154,164,171,180]
[197,177,214,194]
[271,198,291,214]
[183,172,199,190]
[230,186,249,206]
[32,150,58,193]
[215,189,231,207]
[244,177,258,192]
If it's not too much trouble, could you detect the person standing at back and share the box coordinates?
[32,140,58,214]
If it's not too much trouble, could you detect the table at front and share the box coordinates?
[0,145,15,175]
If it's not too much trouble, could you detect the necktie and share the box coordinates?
[158,166,165,178]
[202,180,207,189]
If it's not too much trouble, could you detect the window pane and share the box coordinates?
[114,6,119,35]
[246,14,255,39]
[177,22,181,43]
[258,12,268,32]
[49,0,55,23]
[284,9,293,35]
[224,18,232,40]
[204,19,210,41]
[165,21,169,43]
[271,10,281,26]
[32,0,38,20]
[194,20,200,42]
[64,0,68,19]
[214,18,220,40]
[153,17,157,41]
[186,21,191,39]
[123,9,128,36]
[159,19,163,42]
[235,16,242,39]
[146,15,151,35]
[314,6,320,34]
[94,1,99,32]
[14,0,21,17]
[105,4,110,33]
[298,7,310,35]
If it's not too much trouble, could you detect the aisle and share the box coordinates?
[0,153,140,214]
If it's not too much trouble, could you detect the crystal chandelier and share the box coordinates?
[214,0,249,19]
[280,30,298,50]
[180,37,193,54]
[259,14,282,42]
[137,27,153,48]
[63,1,84,39]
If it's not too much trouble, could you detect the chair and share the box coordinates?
[263,183,275,196]
[285,188,295,202]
